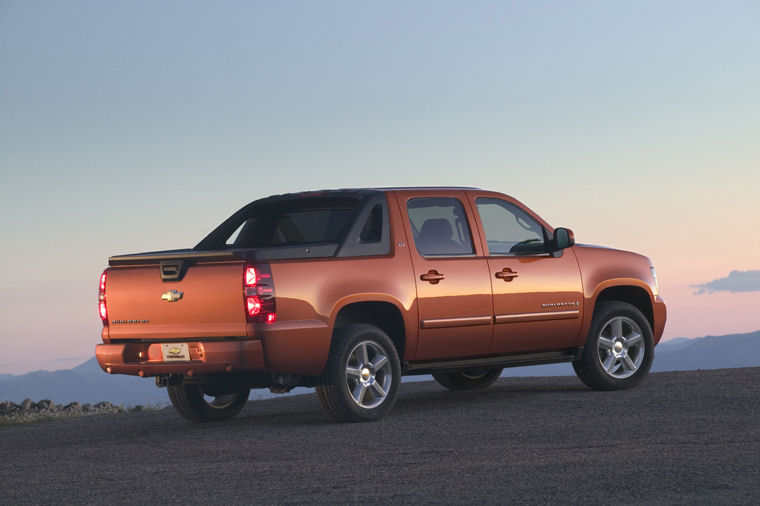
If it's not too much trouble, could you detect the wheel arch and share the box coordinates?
[578,280,656,346]
[331,298,408,361]
[594,284,654,331]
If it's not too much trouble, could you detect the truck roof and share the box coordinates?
[260,187,484,201]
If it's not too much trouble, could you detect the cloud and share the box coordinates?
[692,270,760,295]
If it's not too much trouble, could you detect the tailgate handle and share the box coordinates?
[160,260,186,281]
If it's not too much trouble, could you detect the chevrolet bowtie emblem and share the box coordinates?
[161,290,183,302]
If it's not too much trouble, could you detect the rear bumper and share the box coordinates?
[95,339,266,377]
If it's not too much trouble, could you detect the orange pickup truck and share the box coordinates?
[96,188,666,422]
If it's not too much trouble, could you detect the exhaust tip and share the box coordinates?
[106,366,112,374]
[138,370,145,377]
[225,365,233,373]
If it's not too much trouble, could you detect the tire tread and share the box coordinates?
[168,384,249,422]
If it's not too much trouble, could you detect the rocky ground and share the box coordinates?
[0,399,150,426]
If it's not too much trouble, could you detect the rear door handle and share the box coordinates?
[420,270,445,284]
[495,268,519,281]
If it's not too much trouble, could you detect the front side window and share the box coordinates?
[407,197,474,256]
[476,198,546,255]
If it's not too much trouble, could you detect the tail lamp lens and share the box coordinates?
[245,266,257,287]
[98,270,108,325]
[243,263,276,323]
[246,295,262,316]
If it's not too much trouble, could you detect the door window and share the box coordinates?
[476,198,547,255]
[407,197,475,256]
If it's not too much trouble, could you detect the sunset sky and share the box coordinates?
[1,1,758,374]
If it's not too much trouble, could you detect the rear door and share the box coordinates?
[397,191,493,360]
[467,191,583,354]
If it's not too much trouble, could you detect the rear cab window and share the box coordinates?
[196,192,391,259]
[235,202,356,248]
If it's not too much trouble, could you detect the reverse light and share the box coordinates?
[245,266,257,287]
[243,263,276,323]
[98,269,109,325]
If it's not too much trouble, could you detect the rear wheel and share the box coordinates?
[433,368,503,390]
[573,301,654,391]
[168,383,250,422]
[316,324,401,422]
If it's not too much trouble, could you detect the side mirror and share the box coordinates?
[552,227,575,251]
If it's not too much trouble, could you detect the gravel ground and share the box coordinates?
[1,368,758,505]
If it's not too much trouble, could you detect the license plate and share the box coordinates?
[161,343,190,362]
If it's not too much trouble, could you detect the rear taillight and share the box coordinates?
[245,266,257,286]
[98,270,108,326]
[243,263,276,323]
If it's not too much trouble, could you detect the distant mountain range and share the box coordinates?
[1,330,758,406]
[496,329,760,377]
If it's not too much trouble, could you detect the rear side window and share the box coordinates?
[407,197,474,256]
[359,205,382,243]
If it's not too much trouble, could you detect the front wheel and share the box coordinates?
[573,301,654,391]
[316,324,401,422]
[433,368,503,390]
[168,383,250,422]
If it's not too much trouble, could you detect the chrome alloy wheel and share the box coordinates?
[201,392,240,410]
[345,340,392,409]
[597,316,645,379]
[460,370,490,380]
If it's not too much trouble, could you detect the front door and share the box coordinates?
[468,193,584,354]
[399,192,493,360]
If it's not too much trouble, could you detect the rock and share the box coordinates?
[64,402,82,412]
[0,401,19,415]
[82,403,94,412]
[93,401,119,413]
[34,399,55,411]
[20,399,34,411]
[132,405,144,412]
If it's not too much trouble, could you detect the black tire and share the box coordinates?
[316,324,401,422]
[432,368,503,390]
[167,383,250,422]
[573,301,654,391]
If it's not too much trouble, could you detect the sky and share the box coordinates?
[1,1,758,374]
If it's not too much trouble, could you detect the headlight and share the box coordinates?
[650,266,659,295]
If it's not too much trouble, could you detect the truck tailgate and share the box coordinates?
[105,261,246,340]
